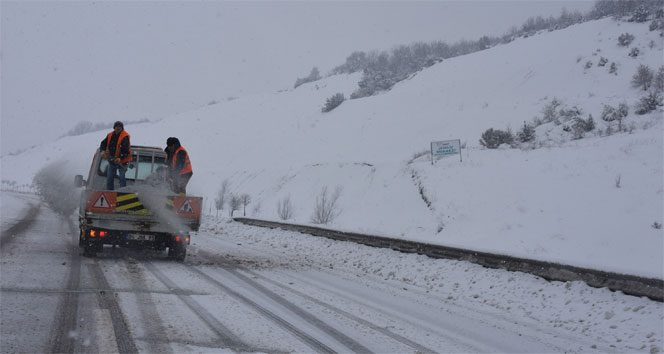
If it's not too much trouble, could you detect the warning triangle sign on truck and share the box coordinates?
[93,193,112,209]
[178,199,194,214]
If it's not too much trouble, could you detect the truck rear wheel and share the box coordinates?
[168,242,187,262]
[83,243,98,257]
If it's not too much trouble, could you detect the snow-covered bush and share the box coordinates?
[649,19,664,31]
[609,62,618,75]
[632,64,654,90]
[331,51,370,75]
[571,115,596,139]
[601,103,629,130]
[541,98,562,124]
[598,57,608,67]
[559,106,583,123]
[630,4,651,23]
[635,91,663,115]
[628,47,640,57]
[294,67,322,89]
[654,66,664,92]
[516,122,536,143]
[618,33,635,46]
[479,128,514,149]
[322,93,345,113]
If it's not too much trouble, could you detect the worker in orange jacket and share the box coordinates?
[165,137,193,194]
[100,121,132,190]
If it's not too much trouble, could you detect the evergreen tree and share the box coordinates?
[322,93,345,113]
[632,64,654,91]
[517,122,536,143]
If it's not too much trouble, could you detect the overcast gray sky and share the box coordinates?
[1,1,594,154]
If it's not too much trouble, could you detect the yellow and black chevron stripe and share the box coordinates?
[115,193,149,215]
[115,193,175,215]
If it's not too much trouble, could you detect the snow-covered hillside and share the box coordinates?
[2,18,662,278]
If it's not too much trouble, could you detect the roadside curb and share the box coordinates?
[233,217,663,302]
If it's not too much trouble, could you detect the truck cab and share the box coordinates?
[75,145,201,261]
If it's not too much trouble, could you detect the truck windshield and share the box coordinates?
[99,152,166,182]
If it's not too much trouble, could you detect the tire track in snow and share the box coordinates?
[186,263,340,354]
[122,258,174,354]
[0,203,40,249]
[199,231,573,353]
[195,249,373,354]
[49,217,82,354]
[231,264,438,354]
[142,261,262,353]
[89,261,139,354]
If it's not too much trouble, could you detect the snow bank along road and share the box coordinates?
[1,196,662,353]
[233,218,664,301]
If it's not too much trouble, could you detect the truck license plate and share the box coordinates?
[128,233,154,241]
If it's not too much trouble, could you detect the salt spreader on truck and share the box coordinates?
[74,145,201,261]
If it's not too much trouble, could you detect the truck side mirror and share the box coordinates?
[74,175,85,187]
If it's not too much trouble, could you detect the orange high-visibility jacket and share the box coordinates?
[171,146,192,175]
[105,130,132,164]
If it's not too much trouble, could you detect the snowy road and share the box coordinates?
[1,195,662,353]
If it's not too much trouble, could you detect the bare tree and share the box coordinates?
[311,186,343,224]
[228,194,241,218]
[215,179,229,216]
[252,202,262,217]
[276,195,294,220]
[240,193,251,216]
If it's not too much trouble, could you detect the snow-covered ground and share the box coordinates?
[196,217,664,353]
[1,18,662,280]
[0,192,39,231]
[2,190,662,353]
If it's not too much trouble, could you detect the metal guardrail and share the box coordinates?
[233,217,663,302]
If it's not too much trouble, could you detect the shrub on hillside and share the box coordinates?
[541,98,562,124]
[598,57,608,67]
[650,19,664,31]
[559,106,583,123]
[602,103,629,130]
[654,66,664,92]
[516,122,536,143]
[322,93,345,113]
[479,128,514,149]
[331,51,370,74]
[632,64,654,90]
[618,33,635,46]
[571,115,596,139]
[630,4,652,22]
[294,67,322,89]
[628,47,640,57]
[635,91,663,114]
[609,62,618,75]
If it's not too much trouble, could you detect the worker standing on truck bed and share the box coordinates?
[100,121,132,190]
[165,137,193,195]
